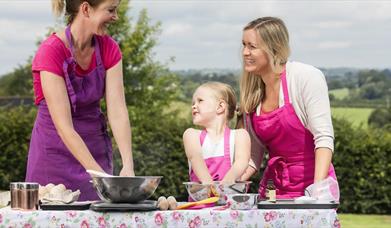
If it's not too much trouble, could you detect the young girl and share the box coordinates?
[183,82,250,184]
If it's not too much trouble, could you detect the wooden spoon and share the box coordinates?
[176,197,219,210]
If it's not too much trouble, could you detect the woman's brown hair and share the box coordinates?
[52,0,107,24]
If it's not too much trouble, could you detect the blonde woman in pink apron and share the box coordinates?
[183,82,250,185]
[25,0,134,200]
[238,17,339,199]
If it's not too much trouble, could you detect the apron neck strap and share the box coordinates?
[223,126,231,159]
[200,130,207,145]
[65,26,75,59]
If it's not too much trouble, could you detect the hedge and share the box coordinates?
[0,107,390,213]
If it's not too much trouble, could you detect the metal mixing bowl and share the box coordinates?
[183,181,252,204]
[226,193,259,210]
[92,176,163,203]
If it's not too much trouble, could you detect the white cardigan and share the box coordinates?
[250,61,334,170]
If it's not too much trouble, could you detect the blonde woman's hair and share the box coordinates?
[198,82,237,120]
[51,0,107,24]
[239,17,290,114]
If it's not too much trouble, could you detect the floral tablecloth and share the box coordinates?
[0,206,340,228]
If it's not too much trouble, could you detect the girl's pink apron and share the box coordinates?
[251,69,337,199]
[189,127,231,182]
[26,26,113,201]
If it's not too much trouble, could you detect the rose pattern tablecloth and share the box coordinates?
[0,207,340,228]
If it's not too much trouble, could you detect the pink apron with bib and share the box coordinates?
[251,69,337,199]
[26,26,113,201]
[189,127,232,182]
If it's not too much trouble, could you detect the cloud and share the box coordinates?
[315,21,353,29]
[318,41,352,49]
[163,22,193,37]
[0,0,390,75]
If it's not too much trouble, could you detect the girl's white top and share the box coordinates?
[189,130,236,172]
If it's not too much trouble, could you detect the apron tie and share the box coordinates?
[266,156,290,187]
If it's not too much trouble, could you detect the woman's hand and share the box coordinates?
[119,166,135,177]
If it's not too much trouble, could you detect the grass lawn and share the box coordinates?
[331,107,374,128]
[330,88,350,100]
[339,214,391,228]
[167,101,191,119]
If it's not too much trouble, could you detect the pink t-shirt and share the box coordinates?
[32,33,122,105]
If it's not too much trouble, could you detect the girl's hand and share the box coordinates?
[221,177,236,185]
[119,166,135,177]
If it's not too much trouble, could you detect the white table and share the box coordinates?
[0,206,339,228]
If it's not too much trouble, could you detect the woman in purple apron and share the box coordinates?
[26,0,134,200]
[238,17,339,199]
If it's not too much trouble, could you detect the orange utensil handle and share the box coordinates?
[176,197,219,210]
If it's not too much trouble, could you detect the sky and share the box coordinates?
[0,0,390,76]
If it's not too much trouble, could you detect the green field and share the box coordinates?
[339,214,391,228]
[331,107,373,128]
[171,102,374,128]
[330,88,350,100]
[166,101,191,119]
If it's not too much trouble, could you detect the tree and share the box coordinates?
[0,62,33,96]
[107,0,190,198]
[0,0,190,198]
[368,108,391,131]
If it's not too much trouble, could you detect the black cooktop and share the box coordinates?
[90,200,158,212]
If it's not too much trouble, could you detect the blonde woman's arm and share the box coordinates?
[300,65,334,182]
[222,129,250,184]
[106,60,134,176]
[41,71,104,172]
[239,114,265,181]
[183,128,213,184]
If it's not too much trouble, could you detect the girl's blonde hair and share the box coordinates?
[51,0,107,24]
[198,82,237,120]
[239,17,290,114]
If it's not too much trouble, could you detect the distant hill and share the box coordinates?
[174,67,368,78]
[319,67,361,77]
[173,68,241,77]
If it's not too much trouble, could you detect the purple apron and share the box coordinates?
[250,68,337,199]
[26,26,113,201]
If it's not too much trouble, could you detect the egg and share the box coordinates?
[45,183,55,191]
[49,184,67,199]
[39,185,48,196]
[157,196,169,210]
[167,196,177,210]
